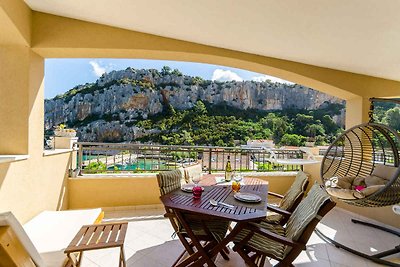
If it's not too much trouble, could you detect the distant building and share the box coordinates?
[242,139,275,149]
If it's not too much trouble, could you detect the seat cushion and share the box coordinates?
[234,222,286,260]
[263,211,283,224]
[179,219,230,242]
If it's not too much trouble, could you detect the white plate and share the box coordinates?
[234,192,262,203]
[181,184,204,192]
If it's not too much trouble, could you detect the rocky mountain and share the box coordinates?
[45,67,344,142]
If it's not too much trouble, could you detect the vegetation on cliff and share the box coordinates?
[135,100,345,146]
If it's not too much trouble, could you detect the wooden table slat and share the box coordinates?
[98,225,113,244]
[67,227,88,248]
[109,224,121,244]
[88,225,105,245]
[117,223,128,243]
[78,226,96,246]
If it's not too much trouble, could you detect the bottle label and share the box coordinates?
[225,171,232,181]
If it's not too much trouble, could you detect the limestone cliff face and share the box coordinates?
[44,68,344,142]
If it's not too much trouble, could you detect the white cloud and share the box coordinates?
[212,69,243,82]
[251,74,294,85]
[89,61,106,77]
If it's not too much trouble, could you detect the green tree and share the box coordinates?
[194,100,207,115]
[383,107,400,131]
[193,76,204,85]
[181,130,194,145]
[280,134,304,146]
[261,113,292,144]
[321,114,338,134]
[86,162,107,172]
[166,103,176,116]
[161,66,172,75]
[172,69,183,76]
[305,124,325,137]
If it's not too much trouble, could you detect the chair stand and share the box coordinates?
[315,219,400,267]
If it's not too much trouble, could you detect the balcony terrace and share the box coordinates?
[73,206,398,267]
[1,1,400,266]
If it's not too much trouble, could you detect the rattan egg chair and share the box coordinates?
[321,122,400,207]
[317,98,400,267]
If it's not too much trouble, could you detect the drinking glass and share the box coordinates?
[192,175,202,199]
[232,172,242,192]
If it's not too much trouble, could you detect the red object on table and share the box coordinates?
[192,185,203,199]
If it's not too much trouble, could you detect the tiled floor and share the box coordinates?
[79,207,400,267]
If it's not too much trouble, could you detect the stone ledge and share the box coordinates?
[0,155,29,164]
[43,148,74,157]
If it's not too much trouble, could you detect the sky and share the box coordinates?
[44,58,294,99]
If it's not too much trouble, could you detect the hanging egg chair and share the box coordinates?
[321,115,400,208]
[317,98,400,266]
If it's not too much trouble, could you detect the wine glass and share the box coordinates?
[192,174,202,199]
[192,174,201,186]
[234,172,243,182]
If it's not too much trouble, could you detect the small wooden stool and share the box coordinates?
[64,222,128,267]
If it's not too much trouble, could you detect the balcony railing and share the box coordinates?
[76,142,305,174]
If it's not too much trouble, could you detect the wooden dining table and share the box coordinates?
[160,175,269,266]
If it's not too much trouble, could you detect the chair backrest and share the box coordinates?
[279,171,310,211]
[156,168,185,196]
[0,212,44,267]
[184,164,203,184]
[284,183,335,256]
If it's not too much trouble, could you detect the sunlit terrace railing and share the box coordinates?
[76,142,304,174]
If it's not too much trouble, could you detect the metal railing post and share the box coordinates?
[208,148,212,174]
[78,144,83,176]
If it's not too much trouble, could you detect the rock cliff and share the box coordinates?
[45,68,344,142]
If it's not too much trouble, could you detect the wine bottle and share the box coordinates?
[225,156,232,182]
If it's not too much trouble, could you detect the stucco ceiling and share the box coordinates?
[25,0,400,81]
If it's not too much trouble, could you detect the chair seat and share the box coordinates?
[180,220,230,242]
[263,211,283,224]
[234,222,287,260]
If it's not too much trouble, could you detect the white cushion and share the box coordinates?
[184,164,203,183]
[326,187,357,199]
[365,175,387,186]
[372,164,398,180]
[0,212,44,266]
[354,185,385,199]
[1,209,102,267]
[24,209,102,254]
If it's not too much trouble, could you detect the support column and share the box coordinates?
[345,96,371,129]
[0,46,31,154]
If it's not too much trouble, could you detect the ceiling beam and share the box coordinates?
[31,12,400,100]
[0,0,31,46]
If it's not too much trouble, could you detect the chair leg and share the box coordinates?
[223,246,230,254]
[172,249,188,267]
[235,246,258,267]
[259,255,266,267]
[219,248,230,260]
[276,262,294,267]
